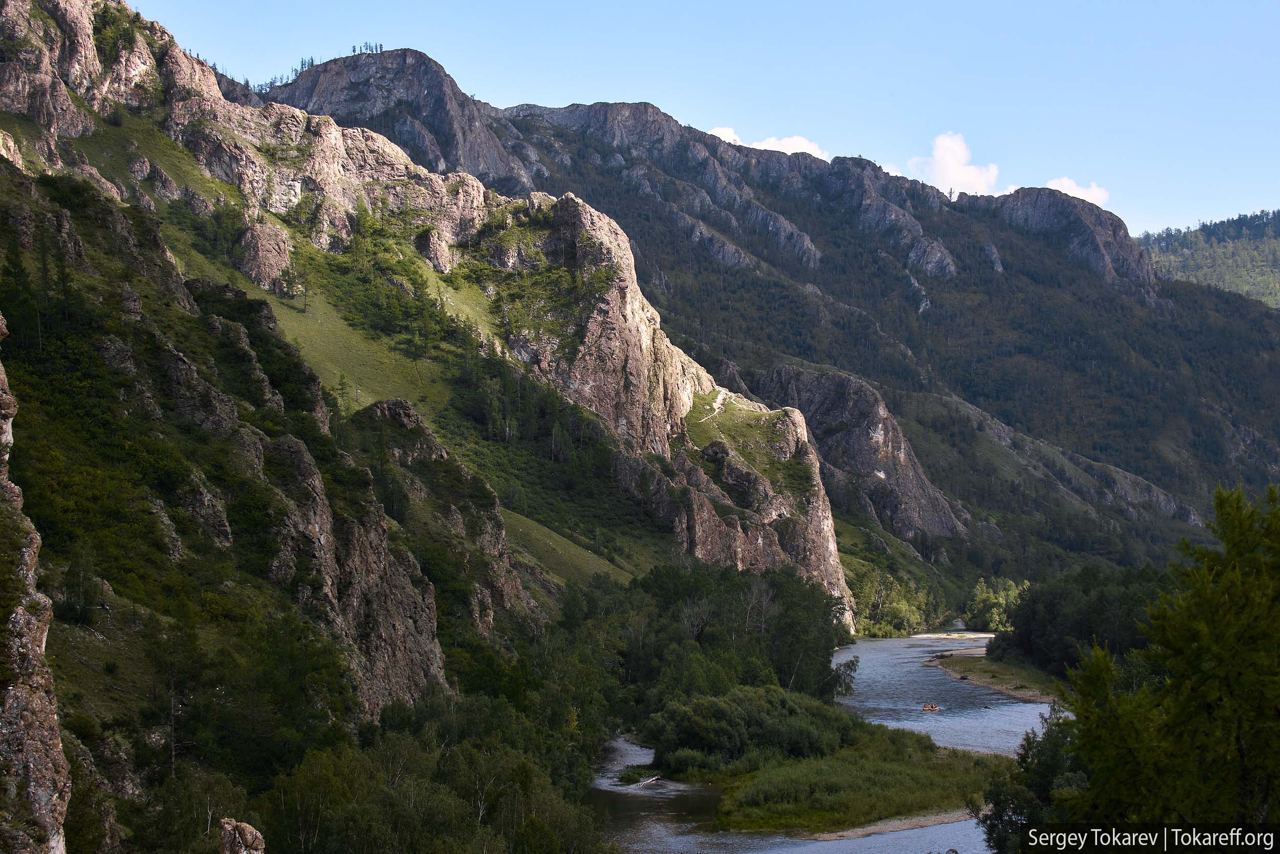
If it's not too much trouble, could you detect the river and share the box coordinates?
[834,633,1050,755]
[589,632,1051,853]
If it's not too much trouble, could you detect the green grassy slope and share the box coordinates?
[501,509,631,585]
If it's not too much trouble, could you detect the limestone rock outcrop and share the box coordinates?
[180,286,450,715]
[267,50,532,191]
[219,819,265,854]
[956,187,1155,285]
[0,311,71,854]
[0,0,98,139]
[265,48,1170,301]
[93,271,457,719]
[506,194,854,624]
[513,194,716,458]
[748,364,967,541]
[259,430,448,714]
[0,0,496,263]
[348,400,542,636]
[234,221,293,293]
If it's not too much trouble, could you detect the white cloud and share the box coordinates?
[708,127,742,145]
[907,132,999,196]
[1046,176,1110,206]
[707,127,830,161]
[749,135,830,160]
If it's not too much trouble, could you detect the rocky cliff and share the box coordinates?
[747,363,967,541]
[264,49,1162,293]
[347,399,542,638]
[0,312,71,854]
[509,194,717,458]
[138,274,456,718]
[489,193,854,624]
[238,46,854,620]
[218,819,265,854]
[0,78,564,844]
[284,51,1280,541]
[1,1,496,276]
[265,50,532,192]
[0,255,432,719]
[956,187,1155,285]
[253,46,1251,563]
[234,49,856,619]
[3,0,850,668]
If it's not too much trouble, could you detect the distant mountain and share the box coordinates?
[263,49,1280,578]
[1140,210,1280,307]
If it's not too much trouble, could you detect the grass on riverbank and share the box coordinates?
[711,723,1010,833]
[932,650,1060,702]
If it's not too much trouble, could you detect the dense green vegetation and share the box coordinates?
[834,515,955,636]
[92,4,147,63]
[444,199,613,356]
[962,576,1027,632]
[0,169,373,850]
[273,197,674,576]
[7,16,1278,849]
[0,162,671,851]
[220,561,854,851]
[885,389,1198,578]
[988,565,1166,676]
[1141,210,1280,307]
[640,675,1008,831]
[647,685,858,774]
[979,488,1280,850]
[715,727,1008,833]
[683,391,815,498]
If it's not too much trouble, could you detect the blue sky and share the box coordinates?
[132,0,1279,234]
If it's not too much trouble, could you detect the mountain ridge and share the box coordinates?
[258,45,1280,574]
[265,47,1153,289]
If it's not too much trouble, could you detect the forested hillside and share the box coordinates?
[1140,209,1280,306]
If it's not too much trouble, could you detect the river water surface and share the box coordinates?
[835,634,1050,755]
[590,633,1051,853]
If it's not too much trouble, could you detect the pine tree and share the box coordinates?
[54,241,70,322]
[2,236,36,350]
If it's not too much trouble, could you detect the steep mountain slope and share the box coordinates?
[266,49,1280,578]
[743,362,967,541]
[0,5,876,848]
[0,0,852,601]
[0,310,69,854]
[1,1,1270,850]
[467,192,851,617]
[1140,210,1280,307]
[0,151,563,845]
